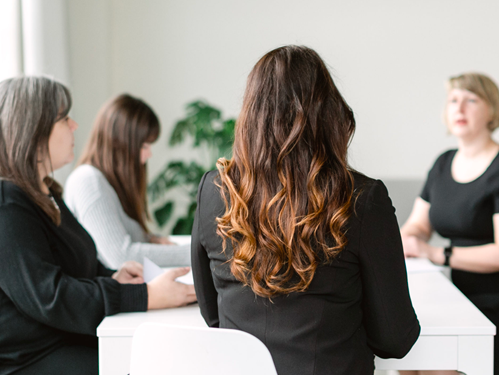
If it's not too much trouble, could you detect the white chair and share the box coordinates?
[129,322,278,375]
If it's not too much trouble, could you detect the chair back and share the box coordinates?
[130,322,278,375]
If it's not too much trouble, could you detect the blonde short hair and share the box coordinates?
[446,72,499,131]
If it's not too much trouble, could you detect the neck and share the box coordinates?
[456,133,497,158]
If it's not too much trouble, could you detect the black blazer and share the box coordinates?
[0,180,147,374]
[191,171,420,375]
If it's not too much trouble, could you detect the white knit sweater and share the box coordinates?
[64,164,190,269]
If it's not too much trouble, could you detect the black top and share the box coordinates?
[421,149,499,297]
[0,180,148,375]
[192,171,420,375]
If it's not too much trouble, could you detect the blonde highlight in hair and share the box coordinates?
[446,72,499,131]
[215,46,355,298]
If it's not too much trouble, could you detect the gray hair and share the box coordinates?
[0,76,72,224]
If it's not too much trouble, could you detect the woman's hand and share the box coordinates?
[402,235,424,258]
[402,235,444,265]
[150,235,176,245]
[112,261,144,284]
[147,267,197,309]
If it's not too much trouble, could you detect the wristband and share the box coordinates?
[443,246,453,266]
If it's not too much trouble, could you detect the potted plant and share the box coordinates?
[148,100,235,234]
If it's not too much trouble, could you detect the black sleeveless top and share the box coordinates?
[421,149,499,297]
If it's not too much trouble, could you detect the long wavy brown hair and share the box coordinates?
[216,46,356,298]
[78,94,159,232]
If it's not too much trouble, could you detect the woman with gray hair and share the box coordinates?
[0,76,196,375]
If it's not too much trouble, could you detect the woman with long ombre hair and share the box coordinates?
[191,45,420,375]
[65,94,191,269]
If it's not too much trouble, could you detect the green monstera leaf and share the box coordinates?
[171,202,197,235]
[154,201,174,227]
[149,100,235,233]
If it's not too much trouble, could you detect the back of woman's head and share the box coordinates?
[79,94,160,232]
[0,76,71,224]
[446,72,499,131]
[216,45,356,297]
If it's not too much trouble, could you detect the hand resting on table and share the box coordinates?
[112,261,144,284]
[147,267,197,309]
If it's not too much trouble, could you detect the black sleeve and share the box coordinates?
[0,204,147,336]
[493,181,499,214]
[420,167,433,203]
[359,180,421,358]
[97,261,116,277]
[191,172,220,327]
[420,152,450,203]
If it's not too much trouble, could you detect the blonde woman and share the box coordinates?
[401,72,499,375]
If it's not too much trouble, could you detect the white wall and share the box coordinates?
[66,0,499,232]
[67,0,499,181]
[0,0,22,81]
[67,0,112,156]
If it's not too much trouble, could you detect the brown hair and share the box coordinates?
[0,76,71,225]
[79,94,160,232]
[216,46,356,298]
[446,72,499,131]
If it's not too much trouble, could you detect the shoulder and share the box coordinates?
[351,171,393,220]
[203,170,220,186]
[352,171,385,198]
[483,150,499,185]
[435,149,456,164]
[197,170,221,202]
[488,150,499,174]
[66,165,108,187]
[429,149,456,173]
[0,180,34,208]
[64,165,118,213]
[66,165,114,197]
[196,170,227,220]
[0,180,39,219]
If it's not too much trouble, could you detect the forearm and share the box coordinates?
[80,205,191,268]
[449,243,499,273]
[127,242,191,268]
[426,243,499,273]
[103,240,191,269]
[400,222,431,242]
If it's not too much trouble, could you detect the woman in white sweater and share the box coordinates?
[65,94,190,269]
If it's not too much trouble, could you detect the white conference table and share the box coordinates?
[97,258,495,375]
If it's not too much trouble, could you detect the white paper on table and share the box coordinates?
[405,258,443,274]
[175,271,194,285]
[143,257,164,283]
[143,257,194,285]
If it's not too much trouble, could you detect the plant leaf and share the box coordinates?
[154,201,174,227]
[171,202,197,234]
[172,217,194,235]
[149,99,236,228]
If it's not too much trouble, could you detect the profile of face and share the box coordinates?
[140,142,152,164]
[446,88,493,139]
[43,115,79,172]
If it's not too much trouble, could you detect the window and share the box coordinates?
[0,0,22,82]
